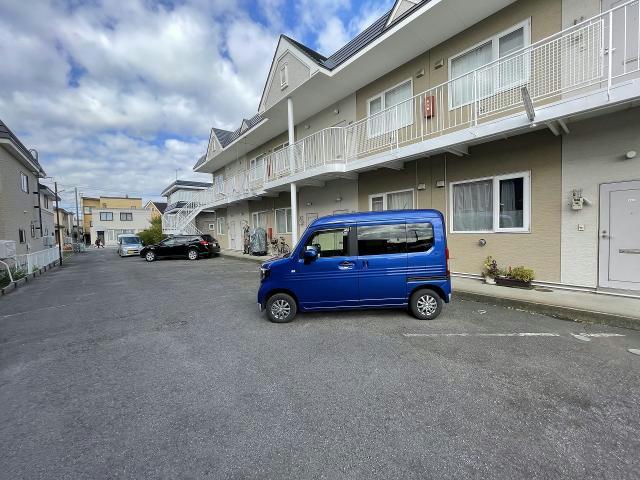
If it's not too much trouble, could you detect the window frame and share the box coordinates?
[366,77,414,137]
[99,212,114,222]
[20,172,29,193]
[368,188,415,212]
[120,212,133,221]
[275,207,292,234]
[216,217,226,235]
[447,19,531,110]
[302,226,353,259]
[280,63,288,89]
[449,171,531,234]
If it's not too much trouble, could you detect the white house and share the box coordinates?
[90,208,152,246]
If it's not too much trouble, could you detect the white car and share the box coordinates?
[117,234,144,257]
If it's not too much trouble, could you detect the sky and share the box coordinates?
[0,0,394,212]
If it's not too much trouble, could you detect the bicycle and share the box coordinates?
[270,236,291,256]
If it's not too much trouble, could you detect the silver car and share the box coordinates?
[117,234,144,257]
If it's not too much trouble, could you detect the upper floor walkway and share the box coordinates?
[163,1,640,234]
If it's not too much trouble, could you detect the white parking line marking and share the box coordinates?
[403,332,561,338]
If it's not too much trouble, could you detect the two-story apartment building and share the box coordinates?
[54,207,75,246]
[167,0,640,292]
[0,118,48,255]
[90,208,152,246]
[160,179,217,235]
[82,196,143,244]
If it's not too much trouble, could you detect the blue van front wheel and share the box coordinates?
[410,289,443,320]
[266,293,297,323]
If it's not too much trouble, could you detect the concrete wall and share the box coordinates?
[357,130,563,281]
[195,212,218,238]
[298,179,359,235]
[226,202,251,251]
[212,207,229,249]
[0,146,43,255]
[561,107,640,287]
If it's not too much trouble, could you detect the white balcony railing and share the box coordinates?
[165,0,640,235]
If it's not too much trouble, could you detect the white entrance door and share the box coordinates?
[599,180,640,290]
[603,0,640,79]
[229,221,237,250]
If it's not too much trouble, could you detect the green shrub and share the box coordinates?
[138,216,165,246]
[0,268,26,289]
[507,266,535,282]
[483,256,499,278]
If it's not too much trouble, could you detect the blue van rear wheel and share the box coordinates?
[266,293,297,323]
[410,289,443,320]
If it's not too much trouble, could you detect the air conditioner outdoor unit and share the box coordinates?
[43,236,54,247]
[0,240,17,259]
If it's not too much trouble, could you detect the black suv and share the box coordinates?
[140,235,220,262]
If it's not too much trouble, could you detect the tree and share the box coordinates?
[138,216,164,245]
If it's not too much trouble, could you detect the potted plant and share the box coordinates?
[495,265,535,289]
[482,256,499,285]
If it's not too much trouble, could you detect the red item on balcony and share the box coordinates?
[424,96,435,118]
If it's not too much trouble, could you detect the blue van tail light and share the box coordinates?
[445,247,450,277]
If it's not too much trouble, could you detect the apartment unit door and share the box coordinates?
[598,180,640,290]
[603,0,640,79]
[229,221,237,250]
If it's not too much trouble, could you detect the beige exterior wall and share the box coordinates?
[357,130,562,281]
[355,0,562,120]
[0,146,44,255]
[263,51,311,111]
[561,107,640,287]
[83,196,141,242]
[211,208,229,249]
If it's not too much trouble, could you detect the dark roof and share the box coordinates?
[212,113,265,149]
[38,183,60,200]
[152,202,167,213]
[0,118,44,173]
[281,35,327,64]
[162,179,213,196]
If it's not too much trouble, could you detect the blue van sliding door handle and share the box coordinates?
[338,261,355,270]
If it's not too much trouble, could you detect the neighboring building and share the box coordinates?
[160,179,215,235]
[38,183,59,247]
[90,208,151,246]
[54,208,75,246]
[82,196,143,244]
[145,201,167,220]
[0,118,48,255]
[166,0,640,292]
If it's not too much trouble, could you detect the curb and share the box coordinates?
[219,252,267,264]
[456,290,640,331]
[1,263,61,297]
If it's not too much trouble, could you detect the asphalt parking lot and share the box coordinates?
[1,248,639,479]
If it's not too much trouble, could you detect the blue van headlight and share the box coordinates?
[260,266,270,281]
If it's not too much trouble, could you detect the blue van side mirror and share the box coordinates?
[303,247,318,261]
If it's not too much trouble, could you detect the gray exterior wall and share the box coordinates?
[561,107,640,287]
[0,146,44,255]
[263,51,311,111]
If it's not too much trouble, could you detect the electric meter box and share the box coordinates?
[0,240,17,259]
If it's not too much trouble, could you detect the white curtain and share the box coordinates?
[385,80,413,129]
[453,180,493,231]
[387,191,413,210]
[371,196,384,212]
[499,178,523,228]
[450,41,493,108]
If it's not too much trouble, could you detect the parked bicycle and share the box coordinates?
[270,236,291,256]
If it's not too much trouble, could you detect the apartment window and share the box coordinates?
[100,212,113,221]
[214,175,224,193]
[357,224,406,256]
[449,20,530,109]
[252,211,268,230]
[450,172,530,233]
[131,206,136,209]
[19,229,26,243]
[217,217,226,235]
[120,212,133,221]
[369,189,414,211]
[90,221,93,227]
[83,206,92,214]
[31,224,36,238]
[20,172,29,193]
[249,155,265,182]
[208,223,215,231]
[43,196,49,209]
[280,64,288,89]
[367,79,413,136]
[275,208,292,234]
[304,228,349,258]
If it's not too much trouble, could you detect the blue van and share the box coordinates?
[258,209,451,323]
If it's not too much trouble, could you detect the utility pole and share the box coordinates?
[54,182,63,266]
[74,187,80,243]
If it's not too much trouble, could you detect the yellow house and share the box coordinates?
[144,200,167,220]
[82,196,142,243]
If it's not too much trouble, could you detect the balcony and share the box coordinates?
[164,0,640,234]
